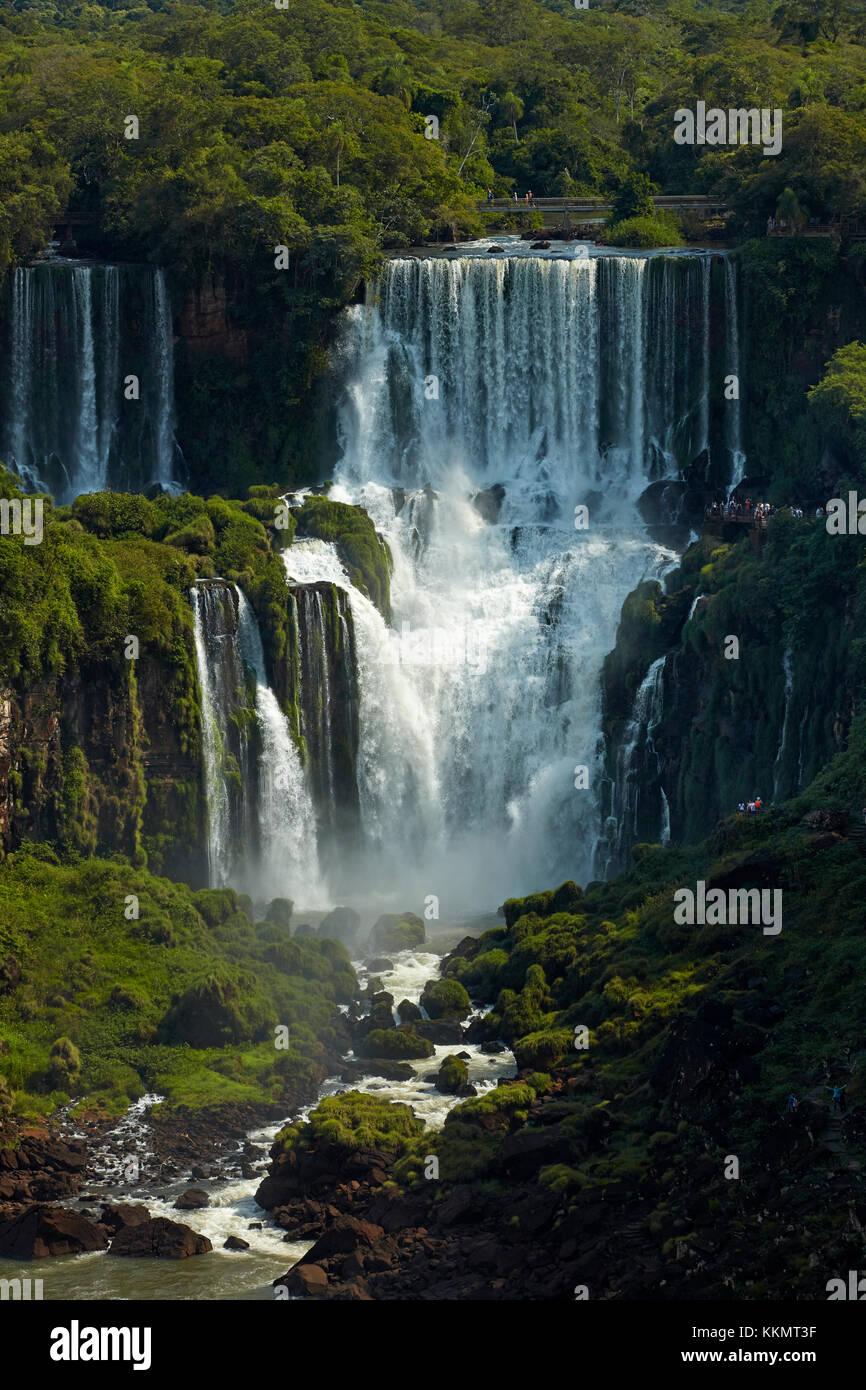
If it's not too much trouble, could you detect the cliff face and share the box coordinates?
[600,517,865,865]
[284,580,361,856]
[0,654,206,885]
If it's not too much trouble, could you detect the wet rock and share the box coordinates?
[175,1188,210,1211]
[340,1059,415,1083]
[109,1216,212,1259]
[480,1041,506,1054]
[487,245,505,253]
[414,1019,464,1044]
[0,1204,109,1258]
[435,1055,469,1094]
[191,1164,207,1180]
[224,1235,250,1251]
[318,906,361,945]
[366,957,393,973]
[276,1263,328,1298]
[100,1203,152,1235]
[369,913,425,953]
[472,484,506,524]
[303,1215,384,1263]
[248,1222,263,1230]
[396,999,421,1024]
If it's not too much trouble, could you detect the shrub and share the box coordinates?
[600,214,683,248]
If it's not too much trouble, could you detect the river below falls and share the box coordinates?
[0,948,515,1299]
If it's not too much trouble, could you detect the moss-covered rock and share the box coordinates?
[420,977,471,1020]
[434,1054,469,1093]
[369,913,425,953]
[355,1027,434,1059]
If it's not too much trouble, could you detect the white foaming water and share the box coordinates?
[235,589,324,904]
[191,579,323,904]
[314,251,714,910]
[724,254,747,493]
[341,947,517,1129]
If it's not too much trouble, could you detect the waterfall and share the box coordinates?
[599,655,668,875]
[772,647,794,803]
[235,590,323,905]
[1,262,181,501]
[191,580,322,904]
[314,249,728,910]
[724,255,746,492]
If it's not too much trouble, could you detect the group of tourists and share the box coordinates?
[704,497,825,523]
[787,1085,847,1115]
[738,797,763,814]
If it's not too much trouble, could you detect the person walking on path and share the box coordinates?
[787,1093,799,1113]
[828,1084,847,1113]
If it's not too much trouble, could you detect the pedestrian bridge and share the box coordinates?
[476,194,729,224]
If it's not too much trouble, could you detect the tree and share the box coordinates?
[611,171,656,224]
[775,186,807,230]
[502,91,524,144]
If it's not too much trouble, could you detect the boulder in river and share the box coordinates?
[100,1203,152,1235]
[366,957,393,972]
[175,1188,210,1211]
[318,906,361,945]
[275,1263,328,1298]
[340,1059,415,1083]
[471,483,506,524]
[413,1018,464,1044]
[224,1235,250,1251]
[369,913,425,953]
[435,1055,469,1094]
[0,1204,108,1258]
[396,998,421,1024]
[420,977,471,1020]
[109,1216,212,1259]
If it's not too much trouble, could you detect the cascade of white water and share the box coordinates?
[2,262,180,500]
[601,654,668,874]
[190,583,237,889]
[152,268,179,487]
[724,255,747,491]
[773,647,794,803]
[318,250,724,910]
[235,590,323,905]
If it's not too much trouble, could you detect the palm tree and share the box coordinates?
[502,91,524,144]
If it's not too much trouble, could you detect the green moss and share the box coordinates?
[420,977,471,1020]
[275,1090,424,1157]
[0,849,356,1116]
[369,913,425,952]
[292,495,392,620]
[355,1027,434,1059]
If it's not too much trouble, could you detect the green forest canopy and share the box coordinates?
[1,0,866,294]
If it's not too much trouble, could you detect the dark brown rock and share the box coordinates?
[175,1188,210,1210]
[100,1203,151,1235]
[276,1262,329,1297]
[109,1216,212,1259]
[0,1204,108,1258]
